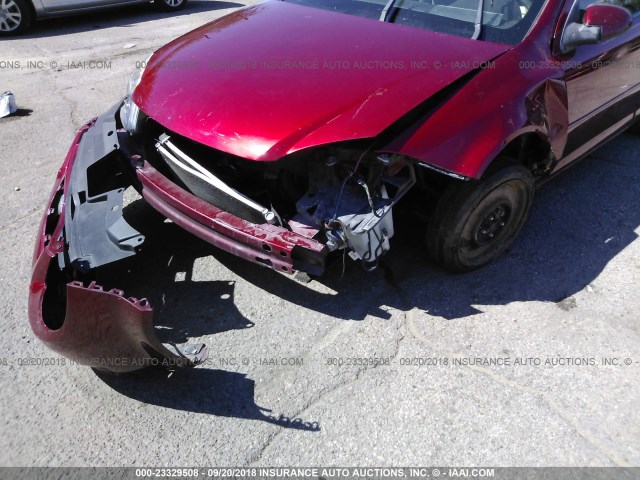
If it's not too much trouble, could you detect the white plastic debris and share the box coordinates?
[0,92,18,118]
[123,43,136,49]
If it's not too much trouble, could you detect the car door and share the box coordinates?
[38,0,134,13]
[555,0,640,170]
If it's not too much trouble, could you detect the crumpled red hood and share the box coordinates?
[134,0,510,161]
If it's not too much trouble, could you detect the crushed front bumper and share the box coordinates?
[29,103,210,372]
[29,102,327,372]
[135,163,328,276]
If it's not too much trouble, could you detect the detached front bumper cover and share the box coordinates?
[28,102,208,373]
[29,102,329,373]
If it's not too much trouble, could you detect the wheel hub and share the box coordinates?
[475,204,509,245]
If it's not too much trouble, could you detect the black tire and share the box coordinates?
[630,121,640,135]
[152,0,187,11]
[0,0,32,36]
[427,163,534,272]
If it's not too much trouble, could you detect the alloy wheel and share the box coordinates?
[0,0,22,32]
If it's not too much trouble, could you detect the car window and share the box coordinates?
[281,0,548,44]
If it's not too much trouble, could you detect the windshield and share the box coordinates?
[281,0,547,45]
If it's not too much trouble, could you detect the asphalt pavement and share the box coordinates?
[0,0,638,467]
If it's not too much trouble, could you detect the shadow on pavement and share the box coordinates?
[0,109,33,122]
[96,367,320,431]
[93,133,638,424]
[96,200,320,431]
[210,135,640,319]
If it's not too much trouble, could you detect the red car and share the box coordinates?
[29,0,640,371]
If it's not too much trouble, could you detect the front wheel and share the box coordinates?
[426,163,534,272]
[0,0,32,36]
[152,0,187,11]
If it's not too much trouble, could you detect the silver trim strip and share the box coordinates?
[155,134,276,224]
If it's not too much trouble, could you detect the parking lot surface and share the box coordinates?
[0,0,639,467]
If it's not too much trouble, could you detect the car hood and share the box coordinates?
[134,1,511,161]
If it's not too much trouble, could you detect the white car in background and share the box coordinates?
[0,0,186,36]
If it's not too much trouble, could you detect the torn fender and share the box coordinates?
[28,103,208,373]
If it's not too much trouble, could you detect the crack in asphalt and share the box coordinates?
[404,308,630,467]
[56,86,84,130]
[0,209,40,233]
[247,306,407,466]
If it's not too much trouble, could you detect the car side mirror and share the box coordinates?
[561,3,632,53]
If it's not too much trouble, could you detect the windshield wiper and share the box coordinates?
[471,0,485,39]
[379,0,400,22]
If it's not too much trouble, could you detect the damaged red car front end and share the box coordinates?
[28,99,332,372]
[29,0,640,371]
